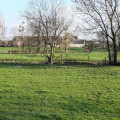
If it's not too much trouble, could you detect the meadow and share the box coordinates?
[0,47,120,120]
[0,47,117,64]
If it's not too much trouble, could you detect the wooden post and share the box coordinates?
[13,57,15,62]
[76,55,78,62]
[9,50,13,54]
[18,49,20,54]
[63,54,64,62]
[88,56,89,62]
[61,54,63,63]
[66,54,67,62]
[105,57,106,64]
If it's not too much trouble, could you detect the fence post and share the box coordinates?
[61,54,63,63]
[76,55,78,62]
[9,50,13,54]
[104,57,106,64]
[63,54,64,62]
[18,49,20,54]
[66,54,68,62]
[88,56,89,62]
[13,57,15,62]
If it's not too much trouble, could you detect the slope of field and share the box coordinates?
[0,63,120,120]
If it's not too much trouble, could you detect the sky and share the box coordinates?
[0,0,29,38]
[0,0,73,38]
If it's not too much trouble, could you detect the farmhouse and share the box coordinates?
[12,35,78,48]
[12,36,38,47]
[0,40,13,47]
[69,39,86,48]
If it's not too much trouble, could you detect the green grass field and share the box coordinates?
[0,47,120,64]
[0,51,120,64]
[0,47,120,120]
[0,63,120,120]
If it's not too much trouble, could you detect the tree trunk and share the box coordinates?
[36,36,41,54]
[28,44,31,54]
[113,38,117,65]
[59,45,61,53]
[49,46,54,64]
[65,41,67,53]
[106,36,112,65]
[37,45,40,53]
[22,43,25,50]
[119,42,120,51]
[45,41,47,49]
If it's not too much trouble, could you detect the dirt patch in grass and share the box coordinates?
[14,65,23,68]
[61,66,74,69]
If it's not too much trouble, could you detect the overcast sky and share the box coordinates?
[0,0,73,38]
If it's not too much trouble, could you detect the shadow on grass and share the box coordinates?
[0,115,12,120]
[57,99,99,114]
[0,111,71,120]
[0,62,48,69]
[56,98,120,119]
[31,114,63,120]
[63,62,96,66]
[0,61,115,69]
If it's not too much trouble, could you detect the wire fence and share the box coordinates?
[0,54,109,65]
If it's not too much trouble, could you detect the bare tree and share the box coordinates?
[97,31,108,49]
[63,32,76,53]
[24,0,73,64]
[117,31,120,51]
[0,12,6,40]
[10,26,20,37]
[27,21,43,53]
[73,0,120,65]
[18,21,26,50]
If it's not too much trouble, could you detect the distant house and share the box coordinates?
[13,35,92,49]
[12,36,25,47]
[12,36,38,47]
[12,36,64,47]
[85,40,96,46]
[0,40,13,47]
[0,43,5,47]
[69,38,107,48]
[69,39,86,48]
